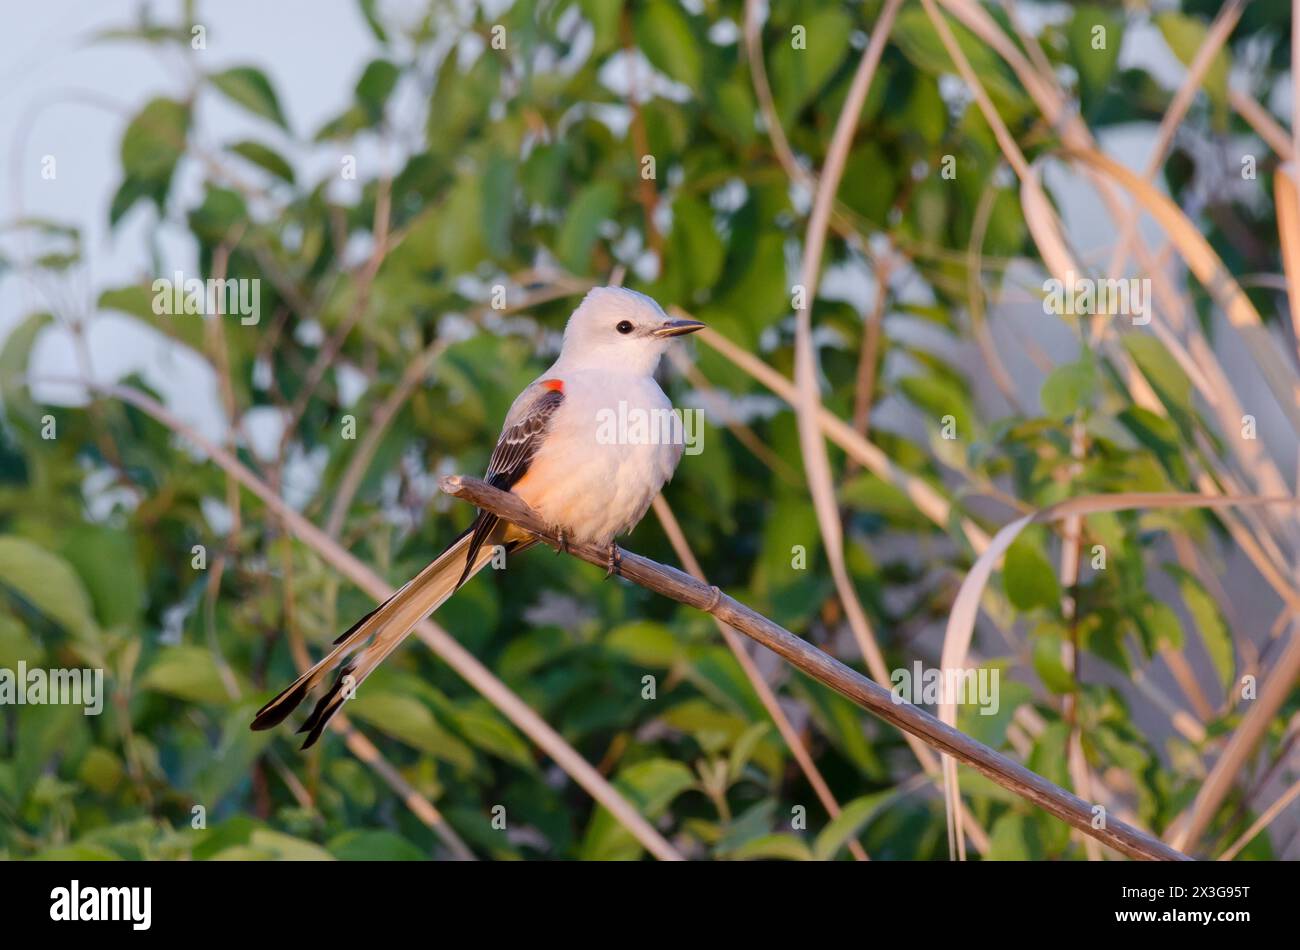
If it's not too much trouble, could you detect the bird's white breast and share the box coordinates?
[513,370,683,547]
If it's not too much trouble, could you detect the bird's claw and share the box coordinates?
[604,542,622,579]
[553,525,568,555]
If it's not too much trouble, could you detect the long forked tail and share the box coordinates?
[251,530,503,748]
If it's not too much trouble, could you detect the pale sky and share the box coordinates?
[0,0,381,447]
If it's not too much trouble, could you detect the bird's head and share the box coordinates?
[555,287,705,375]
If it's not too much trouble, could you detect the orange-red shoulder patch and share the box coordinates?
[540,378,564,393]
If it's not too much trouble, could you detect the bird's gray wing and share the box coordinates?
[485,383,566,490]
[457,381,565,586]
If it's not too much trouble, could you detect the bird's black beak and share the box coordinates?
[653,318,707,338]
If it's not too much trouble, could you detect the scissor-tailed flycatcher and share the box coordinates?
[251,287,704,747]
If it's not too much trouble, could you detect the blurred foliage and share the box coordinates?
[0,0,1296,860]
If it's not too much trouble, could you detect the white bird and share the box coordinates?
[251,287,705,747]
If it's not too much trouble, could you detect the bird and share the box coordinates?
[250,287,705,748]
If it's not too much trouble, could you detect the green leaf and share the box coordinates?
[481,152,515,259]
[140,646,236,705]
[109,175,166,225]
[770,9,852,124]
[497,627,569,682]
[798,682,885,779]
[987,812,1043,860]
[0,614,41,671]
[1140,599,1184,651]
[580,759,694,860]
[1040,358,1096,419]
[1028,721,1072,791]
[1155,13,1229,122]
[898,373,974,439]
[1122,334,1192,417]
[425,54,499,156]
[447,704,535,771]
[0,311,52,426]
[892,7,1025,115]
[356,59,400,122]
[1068,7,1124,114]
[436,173,488,274]
[669,194,724,295]
[958,676,1033,747]
[727,722,771,784]
[579,0,622,54]
[635,0,702,91]
[813,791,891,860]
[15,705,87,798]
[0,536,99,643]
[59,526,145,629]
[218,829,333,861]
[841,142,896,224]
[188,185,248,243]
[329,830,424,860]
[840,471,931,527]
[346,691,474,768]
[710,77,758,147]
[78,747,125,795]
[209,67,289,129]
[757,490,823,625]
[730,834,814,861]
[557,181,618,274]
[357,0,389,43]
[605,620,680,667]
[314,104,370,141]
[1003,537,1060,611]
[120,97,190,181]
[1032,631,1074,694]
[662,699,751,754]
[228,140,295,183]
[33,843,122,861]
[1176,573,1234,693]
[192,706,272,805]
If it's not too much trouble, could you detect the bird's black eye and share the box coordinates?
[616,320,634,334]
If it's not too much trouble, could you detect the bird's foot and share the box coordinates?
[553,525,568,555]
[604,542,622,579]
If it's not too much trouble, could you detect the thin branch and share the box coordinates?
[440,475,1190,862]
[621,8,663,259]
[1217,775,1300,861]
[1230,88,1293,160]
[965,180,1023,412]
[1172,619,1300,853]
[333,717,476,860]
[1095,0,1246,345]
[848,254,893,453]
[742,0,813,193]
[791,0,901,691]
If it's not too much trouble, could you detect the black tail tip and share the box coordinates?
[295,664,355,749]
[249,678,313,732]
